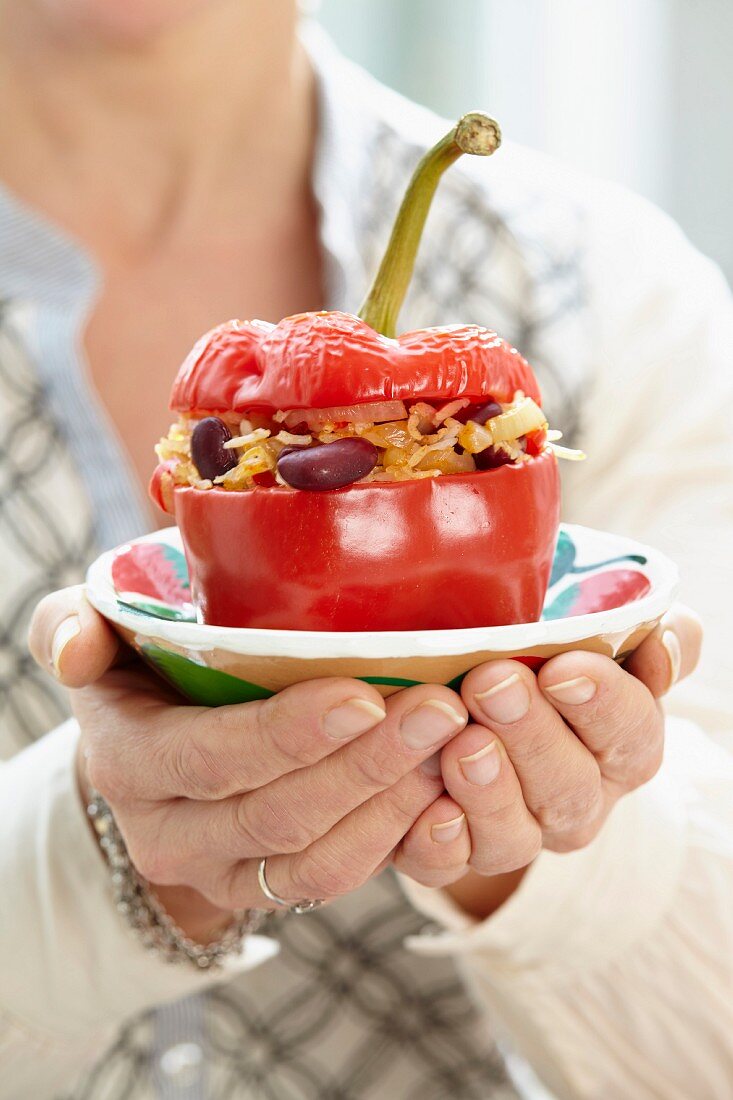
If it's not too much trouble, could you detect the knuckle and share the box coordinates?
[402,864,466,889]
[642,743,664,783]
[173,733,234,799]
[508,727,557,770]
[628,742,664,788]
[600,739,636,775]
[236,793,315,855]
[544,819,603,853]
[290,849,358,900]
[473,781,524,820]
[449,774,523,831]
[471,828,542,875]
[85,747,125,801]
[397,865,434,887]
[346,742,402,793]
[127,836,178,885]
[260,699,317,770]
[589,688,638,731]
[415,848,468,877]
[601,715,664,788]
[207,866,246,911]
[533,774,603,833]
[383,787,425,834]
[524,831,544,865]
[121,806,198,887]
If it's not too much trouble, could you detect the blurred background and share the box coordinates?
[316,0,733,284]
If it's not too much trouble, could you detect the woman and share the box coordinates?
[1,1,732,1097]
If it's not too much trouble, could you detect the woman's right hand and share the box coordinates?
[29,587,468,938]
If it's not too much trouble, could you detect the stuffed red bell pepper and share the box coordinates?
[151,113,579,631]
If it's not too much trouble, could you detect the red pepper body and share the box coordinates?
[171,448,559,631]
[171,313,541,415]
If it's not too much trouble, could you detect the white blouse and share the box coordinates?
[1,23,732,1100]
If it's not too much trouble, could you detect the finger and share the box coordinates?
[461,661,604,846]
[623,604,703,698]
[440,724,542,874]
[172,684,467,860]
[394,794,471,888]
[538,651,665,792]
[212,768,442,910]
[28,585,123,688]
[83,675,388,803]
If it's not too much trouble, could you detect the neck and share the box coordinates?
[0,0,314,259]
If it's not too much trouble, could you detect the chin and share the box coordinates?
[38,0,217,42]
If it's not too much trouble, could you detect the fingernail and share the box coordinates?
[420,752,443,777]
[544,676,597,705]
[431,814,466,844]
[459,741,500,786]
[324,698,386,739]
[400,700,465,750]
[51,616,81,678]
[474,673,530,724]
[662,629,682,689]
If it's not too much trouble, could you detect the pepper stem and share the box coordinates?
[358,112,501,339]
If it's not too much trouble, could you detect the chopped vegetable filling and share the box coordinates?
[157,394,582,493]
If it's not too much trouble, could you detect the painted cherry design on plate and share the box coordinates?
[112,543,191,608]
[549,529,646,587]
[543,570,652,621]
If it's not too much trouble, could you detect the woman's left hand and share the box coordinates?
[394,605,702,910]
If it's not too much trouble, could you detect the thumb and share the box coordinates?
[623,603,703,699]
[28,585,124,688]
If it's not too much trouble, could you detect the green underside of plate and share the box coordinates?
[143,645,275,705]
[142,644,631,707]
[142,645,430,706]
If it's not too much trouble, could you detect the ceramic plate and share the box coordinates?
[86,524,678,705]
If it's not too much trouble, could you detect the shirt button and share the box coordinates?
[159,1042,204,1086]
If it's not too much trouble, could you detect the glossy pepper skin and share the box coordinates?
[170,313,542,415]
[171,450,559,631]
[152,112,562,631]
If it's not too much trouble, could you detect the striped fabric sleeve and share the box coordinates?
[0,721,278,1100]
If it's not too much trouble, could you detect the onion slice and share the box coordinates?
[550,443,586,461]
[279,400,408,431]
[223,428,271,448]
[275,430,313,445]
[488,397,547,444]
[434,398,469,425]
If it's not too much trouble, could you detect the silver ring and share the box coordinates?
[257,858,324,915]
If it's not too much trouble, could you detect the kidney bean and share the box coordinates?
[474,445,514,470]
[277,438,378,491]
[470,400,503,425]
[475,436,527,469]
[455,398,502,425]
[278,444,310,460]
[191,417,238,480]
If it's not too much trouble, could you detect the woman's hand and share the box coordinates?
[29,587,469,937]
[394,607,703,917]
